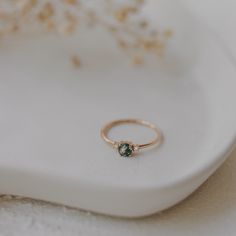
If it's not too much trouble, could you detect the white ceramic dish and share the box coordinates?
[0,0,236,217]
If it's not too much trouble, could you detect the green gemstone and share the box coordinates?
[118,143,133,157]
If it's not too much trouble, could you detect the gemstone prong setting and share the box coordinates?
[117,141,136,157]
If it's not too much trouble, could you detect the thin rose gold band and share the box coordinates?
[100,118,162,151]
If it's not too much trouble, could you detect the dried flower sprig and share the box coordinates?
[0,0,172,66]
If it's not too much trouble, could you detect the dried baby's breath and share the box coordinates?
[71,54,81,68]
[45,19,55,31]
[37,2,54,22]
[19,0,37,17]
[113,7,137,23]
[64,0,77,5]
[131,55,143,66]
[164,29,173,39]
[0,0,171,67]
[139,20,148,29]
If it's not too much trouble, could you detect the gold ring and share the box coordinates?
[100,118,162,157]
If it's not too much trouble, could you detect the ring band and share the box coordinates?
[100,118,162,157]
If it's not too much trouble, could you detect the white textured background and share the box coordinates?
[1,1,236,235]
